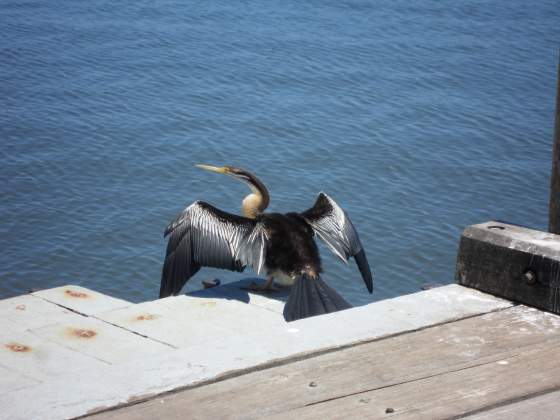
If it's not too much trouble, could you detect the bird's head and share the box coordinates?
[194,164,254,183]
[195,164,270,216]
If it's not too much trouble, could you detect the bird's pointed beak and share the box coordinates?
[195,164,228,174]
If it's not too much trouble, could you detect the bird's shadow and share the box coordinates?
[186,277,290,304]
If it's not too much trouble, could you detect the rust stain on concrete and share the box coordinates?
[65,289,89,299]
[68,328,97,339]
[5,343,32,353]
[15,304,26,311]
[135,314,159,321]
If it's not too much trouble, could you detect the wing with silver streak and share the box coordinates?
[160,201,268,298]
[300,192,373,293]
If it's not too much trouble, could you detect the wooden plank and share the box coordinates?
[86,305,560,420]
[270,343,560,420]
[462,390,560,420]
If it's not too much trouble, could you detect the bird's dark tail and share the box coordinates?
[283,274,352,322]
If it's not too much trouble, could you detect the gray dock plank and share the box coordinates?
[88,305,560,420]
[462,390,560,420]
[272,342,560,420]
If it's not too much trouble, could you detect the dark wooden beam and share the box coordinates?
[456,221,560,315]
[550,57,560,234]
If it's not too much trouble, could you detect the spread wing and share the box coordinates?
[159,201,268,298]
[300,193,373,293]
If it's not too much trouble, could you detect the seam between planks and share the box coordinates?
[304,351,527,408]
[32,295,178,349]
[451,385,560,419]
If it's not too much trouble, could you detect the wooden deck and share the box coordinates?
[87,304,560,420]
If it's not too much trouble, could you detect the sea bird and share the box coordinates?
[159,165,373,321]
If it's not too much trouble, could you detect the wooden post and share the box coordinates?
[549,58,560,234]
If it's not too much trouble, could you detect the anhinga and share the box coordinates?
[159,165,373,322]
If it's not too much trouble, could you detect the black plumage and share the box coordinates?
[259,213,322,279]
[159,165,373,321]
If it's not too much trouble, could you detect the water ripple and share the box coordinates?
[1,0,558,304]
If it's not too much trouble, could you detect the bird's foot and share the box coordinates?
[241,280,281,293]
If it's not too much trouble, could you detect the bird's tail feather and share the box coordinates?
[283,274,352,322]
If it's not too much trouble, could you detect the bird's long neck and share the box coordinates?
[242,173,270,219]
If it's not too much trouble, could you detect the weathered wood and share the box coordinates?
[550,58,560,234]
[456,221,560,314]
[271,343,560,420]
[87,306,560,420]
[463,390,560,420]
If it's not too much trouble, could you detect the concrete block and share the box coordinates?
[0,364,40,395]
[0,318,19,337]
[0,294,81,330]
[456,221,560,314]
[32,285,131,316]
[97,294,286,348]
[0,329,110,382]
[187,277,288,314]
[384,284,513,328]
[30,315,173,364]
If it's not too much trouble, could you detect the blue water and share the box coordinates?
[1,0,559,305]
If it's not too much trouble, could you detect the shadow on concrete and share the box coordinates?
[186,278,290,304]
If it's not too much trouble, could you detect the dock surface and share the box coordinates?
[1,281,559,419]
[92,305,560,420]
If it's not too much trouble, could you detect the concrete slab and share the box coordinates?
[0,363,40,395]
[0,294,83,330]
[0,317,19,337]
[31,315,173,364]
[187,277,288,314]
[384,284,513,328]
[97,294,287,348]
[0,329,110,382]
[32,285,131,316]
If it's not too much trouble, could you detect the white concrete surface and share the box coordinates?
[0,294,78,330]
[32,285,131,316]
[0,283,513,420]
[0,364,39,396]
[31,315,173,364]
[97,294,286,348]
[1,329,111,381]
